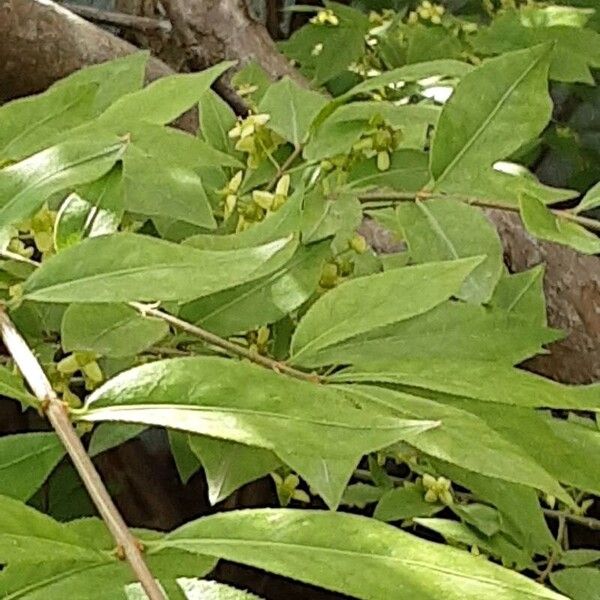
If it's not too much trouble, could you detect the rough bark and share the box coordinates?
[0,0,173,102]
[488,210,600,384]
[1,0,599,385]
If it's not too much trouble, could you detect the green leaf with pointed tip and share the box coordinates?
[303,299,559,368]
[0,85,98,162]
[61,303,168,357]
[550,568,600,600]
[395,200,503,303]
[168,430,202,484]
[454,401,600,496]
[575,180,600,213]
[560,551,600,567]
[430,45,556,205]
[0,133,126,228]
[189,436,280,504]
[0,432,65,501]
[54,168,123,251]
[332,360,600,411]
[290,257,482,366]
[179,241,330,337]
[78,356,436,508]
[520,194,600,254]
[22,233,296,303]
[156,508,566,600]
[50,52,148,114]
[258,77,328,147]
[414,518,532,570]
[0,364,37,407]
[339,385,569,504]
[98,62,235,127]
[0,53,147,161]
[198,90,238,154]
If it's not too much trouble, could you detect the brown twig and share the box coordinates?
[0,308,166,600]
[538,514,566,583]
[61,3,171,34]
[359,190,600,233]
[130,302,320,383]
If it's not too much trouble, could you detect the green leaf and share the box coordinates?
[88,423,147,457]
[176,579,263,599]
[98,62,235,127]
[179,241,330,337]
[185,186,302,250]
[346,150,430,193]
[22,233,296,303]
[289,257,482,366]
[0,133,126,228]
[189,436,280,504]
[575,180,600,213]
[374,485,442,522]
[78,356,436,508]
[407,25,463,63]
[395,200,503,303]
[550,568,600,600]
[434,463,555,556]
[155,508,566,599]
[451,504,501,537]
[54,168,123,251]
[338,59,474,102]
[0,53,147,161]
[520,194,600,254]
[198,90,238,154]
[168,430,201,484]
[0,364,37,407]
[560,551,600,567]
[61,303,168,357]
[472,11,600,84]
[51,53,148,114]
[333,360,600,410]
[0,432,65,501]
[414,518,532,570]
[341,385,569,504]
[301,189,362,244]
[304,103,439,162]
[0,494,105,563]
[279,2,370,85]
[430,45,555,205]
[0,85,98,162]
[258,77,328,147]
[341,483,384,508]
[305,299,559,368]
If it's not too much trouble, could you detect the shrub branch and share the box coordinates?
[0,308,166,600]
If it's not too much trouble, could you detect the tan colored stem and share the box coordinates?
[0,308,166,600]
[130,302,320,383]
[359,190,600,233]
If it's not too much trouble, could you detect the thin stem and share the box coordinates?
[360,190,600,233]
[267,145,303,191]
[130,302,321,384]
[538,514,566,583]
[0,308,166,600]
[543,509,600,531]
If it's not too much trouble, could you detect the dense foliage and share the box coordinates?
[1,1,600,598]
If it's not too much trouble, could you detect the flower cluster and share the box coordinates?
[408,1,446,25]
[422,474,453,505]
[228,113,282,169]
[310,8,339,26]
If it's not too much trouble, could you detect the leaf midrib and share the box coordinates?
[433,50,546,187]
